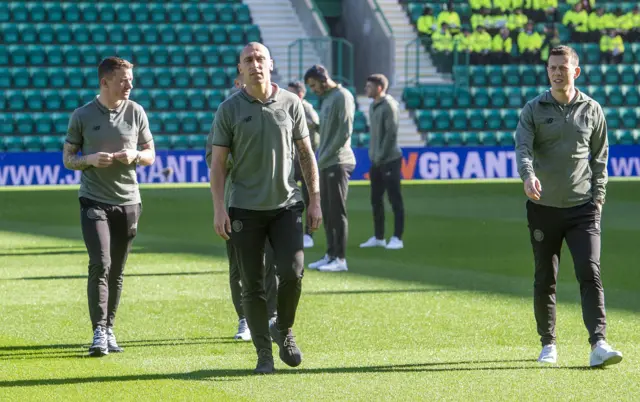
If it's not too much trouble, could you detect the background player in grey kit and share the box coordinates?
[63,57,155,357]
[209,42,322,374]
[359,74,405,251]
[287,80,320,249]
[304,65,356,273]
[515,45,622,367]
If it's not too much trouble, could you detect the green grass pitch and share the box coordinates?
[0,181,639,401]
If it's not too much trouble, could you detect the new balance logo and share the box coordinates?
[93,125,100,131]
[243,116,252,123]
[296,217,302,224]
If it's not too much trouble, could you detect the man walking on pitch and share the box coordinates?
[515,45,622,367]
[209,42,322,374]
[304,65,356,272]
[287,81,321,249]
[63,57,155,357]
[359,74,405,250]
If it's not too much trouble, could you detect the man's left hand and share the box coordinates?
[113,149,140,165]
[307,194,322,232]
[595,199,603,214]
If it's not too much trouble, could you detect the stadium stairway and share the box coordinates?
[242,0,323,85]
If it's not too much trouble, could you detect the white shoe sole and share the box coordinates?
[590,353,623,367]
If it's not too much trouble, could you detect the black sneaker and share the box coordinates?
[88,326,108,357]
[253,349,275,374]
[269,320,302,367]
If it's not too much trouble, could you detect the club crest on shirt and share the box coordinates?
[533,229,544,242]
[232,220,243,232]
[274,109,287,122]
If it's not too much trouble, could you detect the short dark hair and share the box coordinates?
[548,45,579,66]
[98,57,133,81]
[287,81,306,95]
[304,64,330,83]
[366,74,389,92]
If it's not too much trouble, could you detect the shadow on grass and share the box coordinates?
[0,359,600,387]
[0,337,241,361]
[0,250,88,257]
[11,271,227,281]
[307,288,453,296]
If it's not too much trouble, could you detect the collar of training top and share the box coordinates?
[539,89,589,105]
[239,83,280,104]
[93,96,128,114]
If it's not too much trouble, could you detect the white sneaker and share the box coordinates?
[303,234,314,248]
[589,340,623,367]
[308,254,330,270]
[234,318,251,341]
[360,236,386,248]
[385,236,404,250]
[537,344,557,364]
[317,258,348,272]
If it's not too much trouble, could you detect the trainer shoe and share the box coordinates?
[385,236,404,250]
[106,327,123,353]
[589,340,623,367]
[269,319,302,367]
[360,236,386,248]
[537,344,557,364]
[234,318,251,341]
[253,348,275,374]
[303,234,314,249]
[318,258,348,272]
[308,254,331,270]
[88,326,108,357]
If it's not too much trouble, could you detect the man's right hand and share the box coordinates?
[524,176,542,200]
[87,152,114,168]
[214,208,232,240]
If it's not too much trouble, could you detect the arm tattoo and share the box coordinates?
[63,143,90,171]
[296,138,320,194]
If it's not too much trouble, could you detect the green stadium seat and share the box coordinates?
[489,88,506,108]
[235,4,251,23]
[227,25,245,44]
[163,113,180,134]
[185,46,204,65]
[0,3,9,22]
[61,90,81,110]
[149,4,165,23]
[5,136,24,152]
[445,132,463,146]
[617,130,635,145]
[605,109,621,129]
[503,110,519,130]
[194,25,210,44]
[173,68,190,87]
[211,25,227,44]
[440,90,455,109]
[485,110,502,131]
[114,4,133,23]
[91,25,108,44]
[21,24,38,43]
[625,87,640,106]
[131,4,149,23]
[142,25,159,44]
[149,47,168,66]
[7,91,25,111]
[211,68,229,88]
[583,43,600,64]
[473,88,489,108]
[168,47,186,64]
[403,87,421,109]
[620,65,637,86]
[31,4,48,22]
[622,109,638,129]
[2,24,19,43]
[171,135,190,150]
[520,66,537,86]
[469,110,486,131]
[109,26,126,44]
[153,135,170,150]
[496,131,515,146]
[0,114,13,135]
[16,114,34,135]
[622,49,634,64]
[188,90,206,110]
[98,4,116,23]
[426,132,445,147]
[10,45,26,65]
[504,88,523,108]
[63,4,80,23]
[220,45,239,66]
[245,25,261,42]
[160,26,176,44]
[590,86,608,106]
[431,110,447,131]
[354,112,367,132]
[172,91,189,110]
[504,65,520,86]
[11,4,28,22]
[487,66,503,86]
[463,132,480,146]
[201,4,217,23]
[207,90,225,110]
[41,135,62,151]
[23,136,39,152]
[603,65,619,86]
[51,113,68,134]
[154,91,171,110]
[217,4,235,23]
[80,4,98,22]
[133,90,152,110]
[182,114,200,134]
[478,131,497,146]
[176,26,192,44]
[457,89,471,108]
[44,90,62,110]
[586,66,604,86]
[0,69,9,87]
[34,114,52,134]
[14,69,30,88]
[180,4,198,23]
[188,134,207,149]
[0,46,8,65]
[470,66,487,86]
[0,93,5,110]
[198,112,213,133]
[416,110,434,132]
[38,25,55,44]
[147,113,162,134]
[26,91,43,111]
[452,110,468,131]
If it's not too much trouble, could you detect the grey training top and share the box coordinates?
[65,98,153,205]
[208,84,309,210]
[316,84,356,169]
[515,89,608,208]
[368,94,402,166]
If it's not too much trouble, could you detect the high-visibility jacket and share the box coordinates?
[507,13,528,31]
[600,35,625,54]
[471,31,493,53]
[453,33,473,52]
[417,15,436,35]
[567,0,595,7]
[436,11,462,34]
[469,0,492,11]
[562,10,589,32]
[471,14,492,30]
[432,30,454,52]
[617,13,634,30]
[511,0,525,9]
[492,34,513,53]
[517,31,543,52]
[493,0,511,13]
